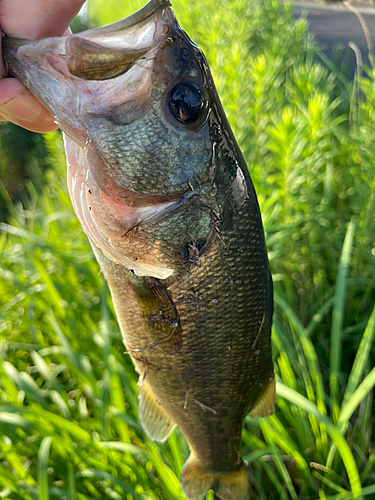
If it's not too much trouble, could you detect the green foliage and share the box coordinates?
[0,144,190,500]
[0,124,52,220]
[0,0,375,499]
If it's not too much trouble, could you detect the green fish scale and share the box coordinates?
[90,101,212,195]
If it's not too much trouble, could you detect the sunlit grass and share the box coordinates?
[1,0,375,498]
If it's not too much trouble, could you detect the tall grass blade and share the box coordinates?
[146,442,185,500]
[330,220,356,424]
[67,462,77,500]
[261,419,299,500]
[38,437,53,500]
[325,483,375,500]
[339,367,375,428]
[312,471,347,494]
[0,411,31,427]
[305,297,334,337]
[277,382,363,500]
[30,350,59,390]
[343,302,375,406]
[275,293,328,450]
[75,470,142,500]
[327,305,375,468]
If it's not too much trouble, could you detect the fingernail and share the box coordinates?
[0,92,44,121]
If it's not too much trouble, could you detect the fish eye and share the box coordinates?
[168,83,204,124]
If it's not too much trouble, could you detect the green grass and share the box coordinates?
[1,0,375,498]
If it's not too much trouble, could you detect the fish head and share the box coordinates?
[3,0,250,278]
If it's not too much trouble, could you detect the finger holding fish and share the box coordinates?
[0,57,55,132]
[0,85,54,133]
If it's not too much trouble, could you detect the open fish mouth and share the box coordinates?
[4,0,210,278]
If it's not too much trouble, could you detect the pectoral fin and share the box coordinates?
[138,383,176,442]
[248,377,275,418]
[130,277,182,353]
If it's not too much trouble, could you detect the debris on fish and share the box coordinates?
[3,1,275,498]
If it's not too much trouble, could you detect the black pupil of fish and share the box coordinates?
[168,83,203,123]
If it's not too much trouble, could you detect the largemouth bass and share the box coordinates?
[3,1,275,498]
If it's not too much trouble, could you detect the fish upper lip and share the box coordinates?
[4,0,175,53]
[81,0,172,38]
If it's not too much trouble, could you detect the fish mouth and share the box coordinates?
[2,0,177,144]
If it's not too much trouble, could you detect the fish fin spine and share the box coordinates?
[181,455,248,500]
[248,376,276,418]
[138,382,176,442]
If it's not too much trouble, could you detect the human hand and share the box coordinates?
[0,0,85,133]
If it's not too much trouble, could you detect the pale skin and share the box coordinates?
[0,0,85,133]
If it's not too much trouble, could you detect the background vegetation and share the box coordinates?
[0,0,374,498]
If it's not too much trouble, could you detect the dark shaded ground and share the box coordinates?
[294,1,375,75]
